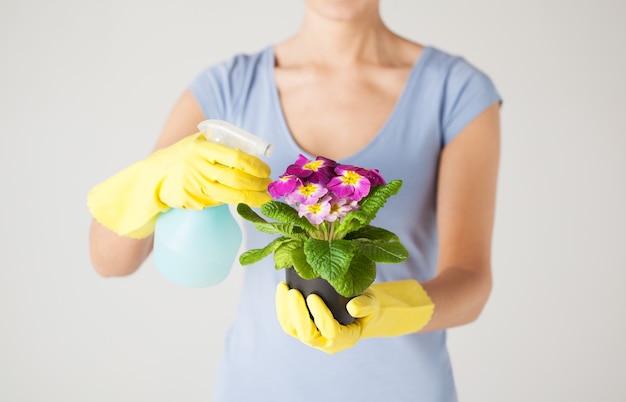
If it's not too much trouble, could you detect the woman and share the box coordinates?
[88,1,501,400]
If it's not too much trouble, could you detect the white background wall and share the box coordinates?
[1,0,624,401]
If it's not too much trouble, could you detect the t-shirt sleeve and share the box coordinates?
[187,55,249,121]
[441,58,502,145]
[188,65,226,120]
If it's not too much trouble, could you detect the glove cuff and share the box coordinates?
[359,279,434,338]
[87,160,167,239]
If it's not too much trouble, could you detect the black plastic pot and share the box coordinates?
[285,268,355,325]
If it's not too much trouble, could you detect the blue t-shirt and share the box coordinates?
[189,45,501,402]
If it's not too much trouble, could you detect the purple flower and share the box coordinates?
[286,154,336,184]
[268,154,387,226]
[327,166,371,201]
[268,174,302,199]
[355,167,386,186]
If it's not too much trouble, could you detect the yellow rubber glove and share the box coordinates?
[276,280,434,354]
[87,133,272,239]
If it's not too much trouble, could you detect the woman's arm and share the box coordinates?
[421,102,501,331]
[89,89,206,277]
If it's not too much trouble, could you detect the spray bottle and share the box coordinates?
[153,120,273,287]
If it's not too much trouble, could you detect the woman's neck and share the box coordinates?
[277,9,404,69]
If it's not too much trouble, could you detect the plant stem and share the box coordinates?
[315,224,324,240]
[321,222,329,240]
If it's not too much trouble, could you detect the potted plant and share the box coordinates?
[236,154,408,325]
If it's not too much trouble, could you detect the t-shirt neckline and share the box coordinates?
[265,45,434,162]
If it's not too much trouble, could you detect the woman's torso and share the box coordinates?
[187,42,499,401]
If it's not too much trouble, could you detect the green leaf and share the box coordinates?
[353,239,409,263]
[273,240,303,270]
[336,181,403,237]
[238,249,269,265]
[344,225,399,242]
[239,236,290,265]
[260,200,296,222]
[359,180,403,219]
[261,201,317,232]
[291,247,318,279]
[304,238,356,282]
[328,251,377,298]
[335,210,369,238]
[252,221,307,239]
[236,203,267,223]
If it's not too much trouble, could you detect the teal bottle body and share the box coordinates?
[152,119,272,288]
[153,205,242,287]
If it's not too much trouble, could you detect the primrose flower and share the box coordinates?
[268,174,301,199]
[297,195,331,225]
[260,154,388,227]
[327,166,371,201]
[286,154,336,184]
[326,196,359,223]
[287,182,328,205]
[236,152,405,303]
[355,167,386,186]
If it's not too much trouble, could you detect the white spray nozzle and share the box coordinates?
[197,120,274,158]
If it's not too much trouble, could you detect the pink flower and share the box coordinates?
[286,154,336,184]
[297,196,331,225]
[267,155,387,226]
[327,166,371,201]
[288,182,328,205]
[268,174,302,199]
[354,167,386,186]
[326,196,359,223]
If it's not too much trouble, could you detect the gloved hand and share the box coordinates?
[276,279,434,354]
[87,133,272,239]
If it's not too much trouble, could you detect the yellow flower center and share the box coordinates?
[307,204,322,214]
[341,171,362,185]
[298,183,317,196]
[303,160,324,171]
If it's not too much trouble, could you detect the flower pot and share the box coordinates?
[285,268,355,325]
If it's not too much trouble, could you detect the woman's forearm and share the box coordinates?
[421,103,500,332]
[89,219,153,277]
[420,266,493,332]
